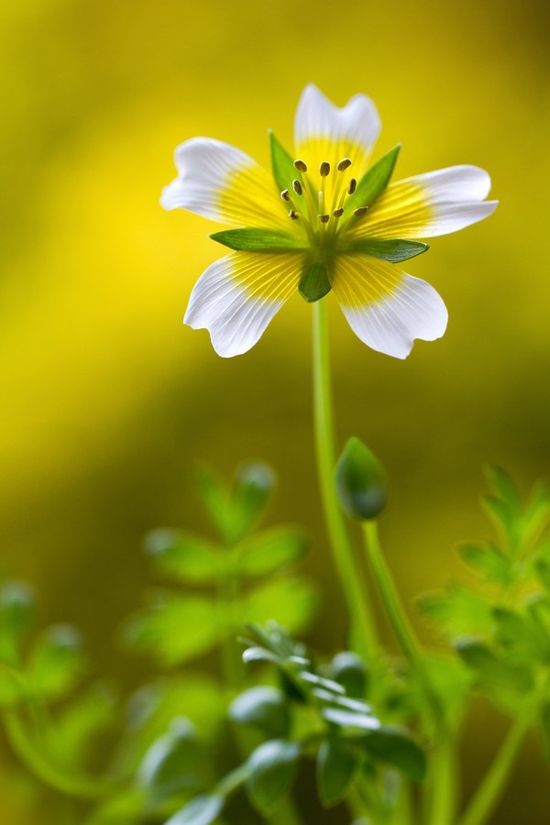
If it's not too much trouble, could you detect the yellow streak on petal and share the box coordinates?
[218,164,289,229]
[332,254,403,308]
[229,251,303,302]
[351,180,433,240]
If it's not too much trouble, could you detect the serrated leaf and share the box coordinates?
[27,625,85,699]
[124,595,223,666]
[338,238,428,262]
[360,726,426,781]
[211,228,307,252]
[246,739,300,814]
[492,607,543,663]
[482,494,519,553]
[458,543,513,586]
[344,145,400,216]
[145,529,221,584]
[244,578,317,635]
[237,527,307,578]
[269,131,299,193]
[417,584,493,639]
[230,686,290,738]
[317,738,358,807]
[456,640,534,710]
[167,794,224,825]
[139,717,203,801]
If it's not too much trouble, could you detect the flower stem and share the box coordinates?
[457,713,530,825]
[427,737,458,825]
[312,298,377,657]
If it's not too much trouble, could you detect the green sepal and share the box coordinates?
[299,261,331,303]
[345,144,401,215]
[210,228,308,253]
[269,130,299,192]
[338,238,429,262]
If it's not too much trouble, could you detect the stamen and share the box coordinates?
[281,189,290,201]
[292,179,303,196]
[337,158,352,171]
[348,178,357,195]
[353,206,368,217]
[319,161,331,177]
[289,209,299,220]
[294,159,308,172]
[332,207,344,218]
[319,214,330,223]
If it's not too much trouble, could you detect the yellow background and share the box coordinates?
[1,0,549,821]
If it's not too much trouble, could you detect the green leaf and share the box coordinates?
[298,261,332,303]
[417,583,493,639]
[344,145,401,215]
[124,594,223,666]
[458,543,514,586]
[455,640,534,710]
[145,529,221,584]
[237,527,308,578]
[322,707,380,731]
[28,625,85,699]
[167,794,224,825]
[317,738,358,807]
[335,437,387,521]
[270,131,299,193]
[139,718,204,801]
[230,686,290,738]
[195,464,235,543]
[210,228,308,252]
[0,582,35,666]
[339,238,429,262]
[46,684,116,768]
[245,578,317,635]
[229,462,276,543]
[360,726,426,781]
[328,652,368,698]
[492,606,543,663]
[246,739,300,815]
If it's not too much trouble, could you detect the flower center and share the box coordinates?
[280,158,367,252]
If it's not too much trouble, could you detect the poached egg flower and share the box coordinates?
[161,85,497,359]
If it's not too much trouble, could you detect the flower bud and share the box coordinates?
[335,437,387,521]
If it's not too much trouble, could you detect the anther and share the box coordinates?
[294,159,308,172]
[319,161,331,177]
[353,206,368,217]
[319,214,330,223]
[281,189,290,201]
[332,207,344,218]
[289,209,299,220]
[337,158,352,171]
[292,179,303,196]
[348,178,357,195]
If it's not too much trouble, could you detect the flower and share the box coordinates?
[161,85,497,359]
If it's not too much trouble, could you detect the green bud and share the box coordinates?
[335,437,387,521]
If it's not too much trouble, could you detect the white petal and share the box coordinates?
[335,264,448,359]
[184,253,300,358]
[419,200,498,237]
[294,84,380,157]
[402,165,493,203]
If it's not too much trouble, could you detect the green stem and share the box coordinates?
[427,737,458,825]
[457,713,530,825]
[312,299,377,657]
[3,712,110,800]
[362,521,421,669]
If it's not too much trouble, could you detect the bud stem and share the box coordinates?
[312,299,378,657]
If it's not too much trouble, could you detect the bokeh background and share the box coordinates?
[1,0,549,821]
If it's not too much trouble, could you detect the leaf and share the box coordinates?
[27,625,85,699]
[458,543,514,586]
[230,686,290,738]
[492,606,543,663]
[455,640,534,710]
[139,718,204,801]
[322,707,380,731]
[417,583,493,639]
[145,529,221,584]
[246,739,300,815]
[269,131,299,193]
[317,738,358,807]
[244,578,317,635]
[298,262,332,303]
[338,238,429,262]
[195,464,234,543]
[167,794,224,825]
[0,582,35,666]
[328,652,368,698]
[124,594,223,666]
[344,145,401,215]
[229,463,276,543]
[360,726,426,781]
[242,646,278,665]
[237,527,308,578]
[46,684,116,767]
[210,228,308,252]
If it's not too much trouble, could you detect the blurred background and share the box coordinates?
[1,0,549,821]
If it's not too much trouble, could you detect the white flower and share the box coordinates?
[161,85,497,359]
